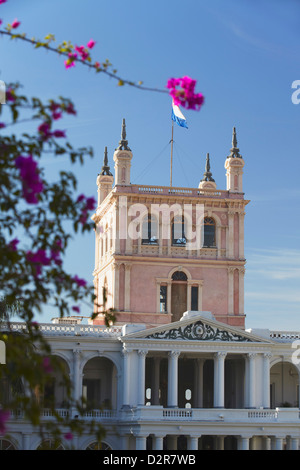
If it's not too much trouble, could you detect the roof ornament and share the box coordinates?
[117,118,131,151]
[100,146,113,176]
[201,153,215,182]
[228,127,242,158]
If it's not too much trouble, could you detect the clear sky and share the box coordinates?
[1,0,300,331]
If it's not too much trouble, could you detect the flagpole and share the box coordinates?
[170,120,174,187]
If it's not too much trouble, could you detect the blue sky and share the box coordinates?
[1,0,300,331]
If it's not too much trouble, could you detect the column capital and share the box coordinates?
[168,350,180,359]
[138,349,148,356]
[214,351,227,359]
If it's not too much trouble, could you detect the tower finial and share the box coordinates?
[117,118,131,151]
[201,153,215,182]
[100,146,113,176]
[228,126,242,158]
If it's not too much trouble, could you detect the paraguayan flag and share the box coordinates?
[171,101,188,129]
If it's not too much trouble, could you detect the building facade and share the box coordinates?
[1,121,300,451]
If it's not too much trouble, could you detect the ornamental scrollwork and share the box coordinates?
[145,321,253,342]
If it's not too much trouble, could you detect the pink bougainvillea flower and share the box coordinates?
[72,306,80,313]
[42,357,53,374]
[74,45,89,61]
[65,102,76,115]
[0,20,2,26]
[0,122,5,128]
[52,111,62,120]
[6,88,16,102]
[52,129,66,138]
[87,39,96,49]
[166,76,204,111]
[11,19,21,29]
[38,121,52,140]
[94,61,101,69]
[0,0,7,4]
[26,249,51,276]
[15,155,44,204]
[64,52,77,69]
[8,238,19,251]
[72,275,87,287]
[64,432,73,441]
[0,409,10,434]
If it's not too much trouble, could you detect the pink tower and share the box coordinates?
[92,121,249,329]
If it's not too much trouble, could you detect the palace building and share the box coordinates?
[1,120,300,451]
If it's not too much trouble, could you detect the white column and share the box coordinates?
[122,348,131,407]
[214,352,227,408]
[187,436,199,450]
[22,434,31,450]
[135,435,147,450]
[153,435,164,450]
[275,437,284,450]
[239,437,250,450]
[248,353,256,408]
[167,351,180,407]
[152,357,161,405]
[167,282,172,314]
[216,436,225,450]
[72,349,81,406]
[137,349,148,405]
[262,353,271,408]
[291,437,299,450]
[195,358,204,408]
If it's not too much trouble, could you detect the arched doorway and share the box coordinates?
[171,271,187,322]
[82,357,117,410]
[270,361,299,408]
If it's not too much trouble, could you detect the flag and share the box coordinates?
[171,101,188,128]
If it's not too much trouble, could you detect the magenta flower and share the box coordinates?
[72,275,87,287]
[38,121,52,140]
[166,76,204,111]
[87,39,96,49]
[72,306,80,313]
[52,112,62,120]
[0,0,7,4]
[64,432,73,441]
[26,249,51,276]
[6,88,16,102]
[52,129,66,138]
[65,103,76,115]
[0,409,10,434]
[11,19,20,29]
[74,45,89,61]
[64,52,77,69]
[42,357,53,374]
[15,155,44,204]
[0,122,5,128]
[8,238,19,251]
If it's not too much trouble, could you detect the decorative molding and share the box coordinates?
[145,320,253,342]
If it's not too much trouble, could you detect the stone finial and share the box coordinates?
[228,127,242,158]
[201,153,215,182]
[116,118,131,151]
[100,146,113,176]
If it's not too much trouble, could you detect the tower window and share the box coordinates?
[142,215,158,245]
[160,286,167,312]
[191,286,198,311]
[203,217,216,247]
[172,216,186,246]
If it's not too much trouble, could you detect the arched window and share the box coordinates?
[203,217,216,247]
[142,214,158,245]
[172,271,188,281]
[172,216,186,246]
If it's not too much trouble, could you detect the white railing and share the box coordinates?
[269,331,300,342]
[0,322,122,337]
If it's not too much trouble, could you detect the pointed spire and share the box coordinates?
[228,127,242,158]
[116,118,131,151]
[100,146,113,175]
[201,153,215,182]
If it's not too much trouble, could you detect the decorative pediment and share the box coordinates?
[145,320,253,342]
